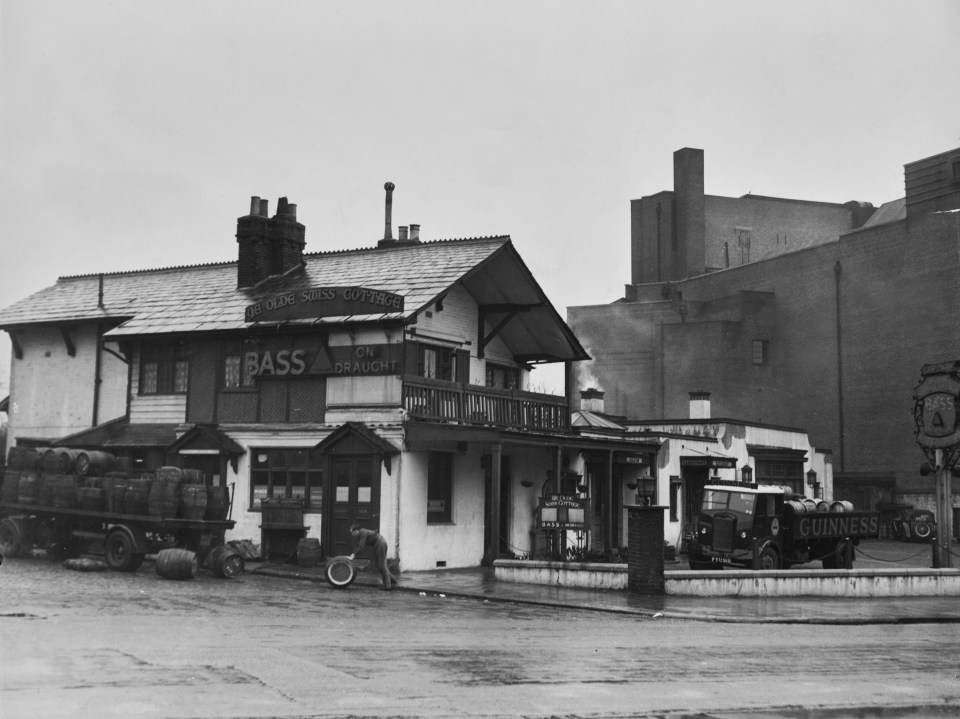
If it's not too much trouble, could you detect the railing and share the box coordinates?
[402,376,569,432]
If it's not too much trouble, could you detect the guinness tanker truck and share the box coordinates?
[687,481,880,570]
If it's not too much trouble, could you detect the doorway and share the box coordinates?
[483,455,511,561]
[324,456,381,558]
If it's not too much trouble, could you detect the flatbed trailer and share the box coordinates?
[0,501,242,576]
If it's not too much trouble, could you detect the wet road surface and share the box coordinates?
[2,556,960,718]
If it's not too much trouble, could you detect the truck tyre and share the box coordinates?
[757,545,781,570]
[0,517,24,557]
[912,521,933,541]
[104,528,145,572]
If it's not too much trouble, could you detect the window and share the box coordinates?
[419,344,456,381]
[485,363,520,390]
[427,451,453,524]
[669,478,681,522]
[140,343,189,395]
[223,354,256,389]
[250,448,323,511]
[752,339,768,366]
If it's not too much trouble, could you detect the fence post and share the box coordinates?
[627,504,667,595]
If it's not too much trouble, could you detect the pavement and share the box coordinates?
[249,539,960,625]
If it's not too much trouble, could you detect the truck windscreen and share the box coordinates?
[702,490,756,519]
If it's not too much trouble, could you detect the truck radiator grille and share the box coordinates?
[713,515,737,552]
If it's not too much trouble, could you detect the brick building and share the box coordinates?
[568,146,960,527]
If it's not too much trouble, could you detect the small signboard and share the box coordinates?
[245,286,405,323]
[537,494,590,530]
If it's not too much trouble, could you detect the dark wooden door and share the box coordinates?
[325,456,380,557]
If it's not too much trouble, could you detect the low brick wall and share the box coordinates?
[671,568,960,597]
[494,560,628,590]
[493,560,960,597]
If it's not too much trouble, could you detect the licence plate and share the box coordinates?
[710,556,731,564]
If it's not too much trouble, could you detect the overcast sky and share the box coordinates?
[1,0,959,395]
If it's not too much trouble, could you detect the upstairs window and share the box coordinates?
[140,343,189,395]
[223,354,256,389]
[419,344,456,381]
[485,363,520,390]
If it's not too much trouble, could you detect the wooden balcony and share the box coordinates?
[402,376,569,432]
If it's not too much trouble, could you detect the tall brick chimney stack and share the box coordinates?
[674,147,705,279]
[237,196,305,289]
[378,182,396,248]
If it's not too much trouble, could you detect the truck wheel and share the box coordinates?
[757,546,781,570]
[104,528,145,572]
[0,518,24,557]
[912,522,933,541]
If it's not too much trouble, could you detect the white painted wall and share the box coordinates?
[5,325,121,450]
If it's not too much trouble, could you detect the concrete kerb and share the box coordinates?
[246,561,960,624]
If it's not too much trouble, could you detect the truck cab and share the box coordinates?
[687,482,785,570]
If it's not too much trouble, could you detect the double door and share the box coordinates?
[324,456,380,557]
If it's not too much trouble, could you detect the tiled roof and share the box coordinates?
[0,237,511,335]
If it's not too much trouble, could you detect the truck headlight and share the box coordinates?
[740,531,747,539]
[699,527,707,535]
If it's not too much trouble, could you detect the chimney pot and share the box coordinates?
[250,196,261,216]
[689,390,711,419]
[399,226,408,241]
[260,199,269,217]
[410,223,420,241]
[580,387,605,414]
[383,182,395,240]
[287,203,297,221]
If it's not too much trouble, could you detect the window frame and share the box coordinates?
[249,447,324,512]
[427,451,454,524]
[139,342,189,395]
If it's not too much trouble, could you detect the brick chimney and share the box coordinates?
[237,196,305,289]
[689,390,711,419]
[580,388,605,414]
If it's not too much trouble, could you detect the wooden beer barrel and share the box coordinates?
[52,474,78,508]
[75,451,115,477]
[0,469,19,503]
[206,544,245,578]
[296,537,323,567]
[42,448,82,475]
[155,548,198,580]
[205,486,231,521]
[16,471,40,505]
[37,473,56,506]
[124,477,153,516]
[76,486,106,511]
[6,447,25,470]
[148,467,182,518]
[101,473,130,513]
[179,484,208,520]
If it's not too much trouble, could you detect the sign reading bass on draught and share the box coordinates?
[245,286,405,323]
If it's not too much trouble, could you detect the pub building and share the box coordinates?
[0,187,688,571]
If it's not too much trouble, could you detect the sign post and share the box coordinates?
[913,362,960,568]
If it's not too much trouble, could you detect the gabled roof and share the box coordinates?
[0,236,589,363]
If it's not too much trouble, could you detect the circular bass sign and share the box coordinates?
[914,374,960,448]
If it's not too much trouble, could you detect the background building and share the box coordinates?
[568,146,960,523]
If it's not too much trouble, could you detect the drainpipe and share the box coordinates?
[834,260,846,471]
[92,324,103,425]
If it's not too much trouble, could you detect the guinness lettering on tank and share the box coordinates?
[245,286,405,323]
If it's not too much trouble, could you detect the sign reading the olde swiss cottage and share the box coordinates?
[245,286,405,323]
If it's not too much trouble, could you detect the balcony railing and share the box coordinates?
[403,376,569,432]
